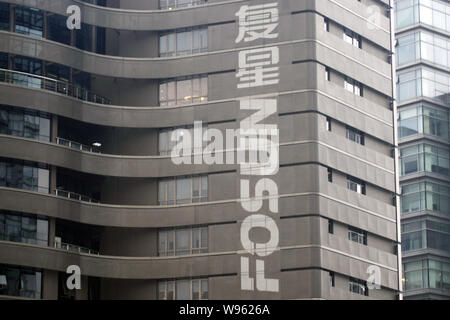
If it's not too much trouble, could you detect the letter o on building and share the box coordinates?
[240,214,279,257]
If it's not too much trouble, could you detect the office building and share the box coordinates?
[0,0,401,299]
[395,0,450,300]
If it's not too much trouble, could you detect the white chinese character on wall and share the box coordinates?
[235,2,279,43]
[237,47,280,88]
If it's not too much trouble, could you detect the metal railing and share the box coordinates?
[160,0,207,9]
[55,189,99,203]
[55,241,99,255]
[56,137,101,153]
[0,68,111,105]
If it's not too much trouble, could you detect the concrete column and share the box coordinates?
[51,114,58,143]
[9,4,14,33]
[42,270,58,300]
[48,217,56,247]
[75,276,89,300]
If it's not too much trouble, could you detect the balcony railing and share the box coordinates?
[56,137,101,153]
[0,68,111,105]
[55,241,99,255]
[160,0,207,9]
[55,189,99,203]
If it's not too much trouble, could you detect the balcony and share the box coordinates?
[54,238,99,255]
[0,68,111,105]
[56,137,102,153]
[55,189,99,203]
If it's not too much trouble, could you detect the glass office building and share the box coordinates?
[0,0,401,299]
[395,0,450,300]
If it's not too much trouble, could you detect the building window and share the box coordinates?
[343,28,361,48]
[344,77,363,96]
[325,117,331,131]
[159,123,207,156]
[47,13,71,45]
[159,75,208,106]
[400,144,449,177]
[160,26,208,57]
[0,211,48,246]
[15,7,43,38]
[348,226,367,245]
[96,27,106,54]
[401,181,450,214]
[403,258,450,291]
[397,67,449,103]
[349,277,368,296]
[12,56,42,89]
[401,219,450,252]
[329,272,335,287]
[324,18,329,32]
[0,105,51,142]
[347,176,366,195]
[159,278,208,300]
[0,52,7,69]
[346,127,365,145]
[0,264,42,299]
[159,0,207,10]
[0,160,49,193]
[158,226,208,256]
[328,219,334,234]
[398,105,449,140]
[0,3,10,31]
[395,0,450,32]
[327,168,333,182]
[158,175,208,205]
[325,67,330,81]
[75,23,93,52]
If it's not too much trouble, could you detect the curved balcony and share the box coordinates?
[0,183,397,240]
[0,240,398,290]
[0,69,110,105]
[0,133,395,192]
[54,240,99,255]
[1,0,391,49]
[0,28,391,95]
[55,189,99,204]
[0,75,394,145]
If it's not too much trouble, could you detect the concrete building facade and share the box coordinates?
[0,0,402,299]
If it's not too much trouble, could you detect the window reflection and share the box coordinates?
[397,31,450,68]
[14,7,43,38]
[403,259,450,291]
[12,56,42,89]
[398,104,449,140]
[158,175,208,205]
[397,67,449,103]
[396,0,450,32]
[400,144,450,177]
[160,75,208,106]
[0,211,48,246]
[0,105,51,142]
[159,278,208,300]
[402,219,450,252]
[0,159,50,193]
[0,265,42,299]
[160,27,208,57]
[401,181,449,214]
[158,226,208,256]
